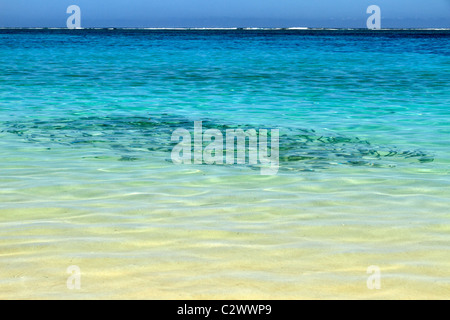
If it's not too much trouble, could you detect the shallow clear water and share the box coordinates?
[0,29,449,299]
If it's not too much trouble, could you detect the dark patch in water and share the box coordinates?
[1,114,434,171]
[119,156,140,162]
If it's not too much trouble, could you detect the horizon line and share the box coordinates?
[1,27,449,31]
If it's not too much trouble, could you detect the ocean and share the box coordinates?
[0,29,449,299]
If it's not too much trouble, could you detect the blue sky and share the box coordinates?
[0,0,449,28]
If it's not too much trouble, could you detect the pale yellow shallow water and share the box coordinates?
[0,153,449,299]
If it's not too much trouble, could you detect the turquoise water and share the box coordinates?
[0,29,449,299]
